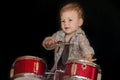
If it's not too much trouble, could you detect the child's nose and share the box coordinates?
[64,21,69,27]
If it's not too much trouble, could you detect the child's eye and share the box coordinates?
[61,20,65,22]
[69,19,72,21]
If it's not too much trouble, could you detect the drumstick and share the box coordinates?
[10,68,14,78]
[57,41,70,45]
[97,73,102,80]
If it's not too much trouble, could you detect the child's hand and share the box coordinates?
[44,39,57,48]
[84,54,97,62]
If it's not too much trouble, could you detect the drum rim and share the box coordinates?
[64,75,90,80]
[12,55,47,67]
[13,73,44,79]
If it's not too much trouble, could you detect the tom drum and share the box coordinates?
[63,59,101,80]
[10,55,47,80]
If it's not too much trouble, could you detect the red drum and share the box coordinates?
[11,55,47,80]
[64,59,100,80]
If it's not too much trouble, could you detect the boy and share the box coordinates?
[42,2,96,80]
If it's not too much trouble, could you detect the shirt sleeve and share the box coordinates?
[79,31,95,57]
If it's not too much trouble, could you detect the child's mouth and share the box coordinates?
[65,27,70,30]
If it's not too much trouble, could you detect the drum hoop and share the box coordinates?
[66,59,98,67]
[13,73,44,79]
[12,55,46,67]
[64,75,90,80]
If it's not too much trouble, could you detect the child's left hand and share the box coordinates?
[84,54,97,62]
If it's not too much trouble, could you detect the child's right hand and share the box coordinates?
[44,39,57,48]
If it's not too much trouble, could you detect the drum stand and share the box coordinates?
[45,70,64,80]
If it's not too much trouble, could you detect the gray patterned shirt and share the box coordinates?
[42,28,95,72]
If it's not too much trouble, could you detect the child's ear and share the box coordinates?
[78,18,84,27]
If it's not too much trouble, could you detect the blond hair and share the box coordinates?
[60,2,84,18]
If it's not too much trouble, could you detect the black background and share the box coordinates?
[1,0,120,80]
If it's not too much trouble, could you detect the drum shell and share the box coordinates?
[64,60,99,80]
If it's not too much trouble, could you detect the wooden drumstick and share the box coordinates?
[10,68,14,78]
[97,67,102,80]
[97,73,102,80]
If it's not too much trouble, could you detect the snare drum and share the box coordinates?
[64,59,100,80]
[11,55,47,80]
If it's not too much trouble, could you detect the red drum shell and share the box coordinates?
[13,56,47,80]
[64,60,99,80]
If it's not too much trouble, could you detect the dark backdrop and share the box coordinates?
[1,0,120,80]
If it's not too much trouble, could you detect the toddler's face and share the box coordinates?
[60,10,83,35]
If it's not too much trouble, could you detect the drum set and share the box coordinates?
[10,55,102,80]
